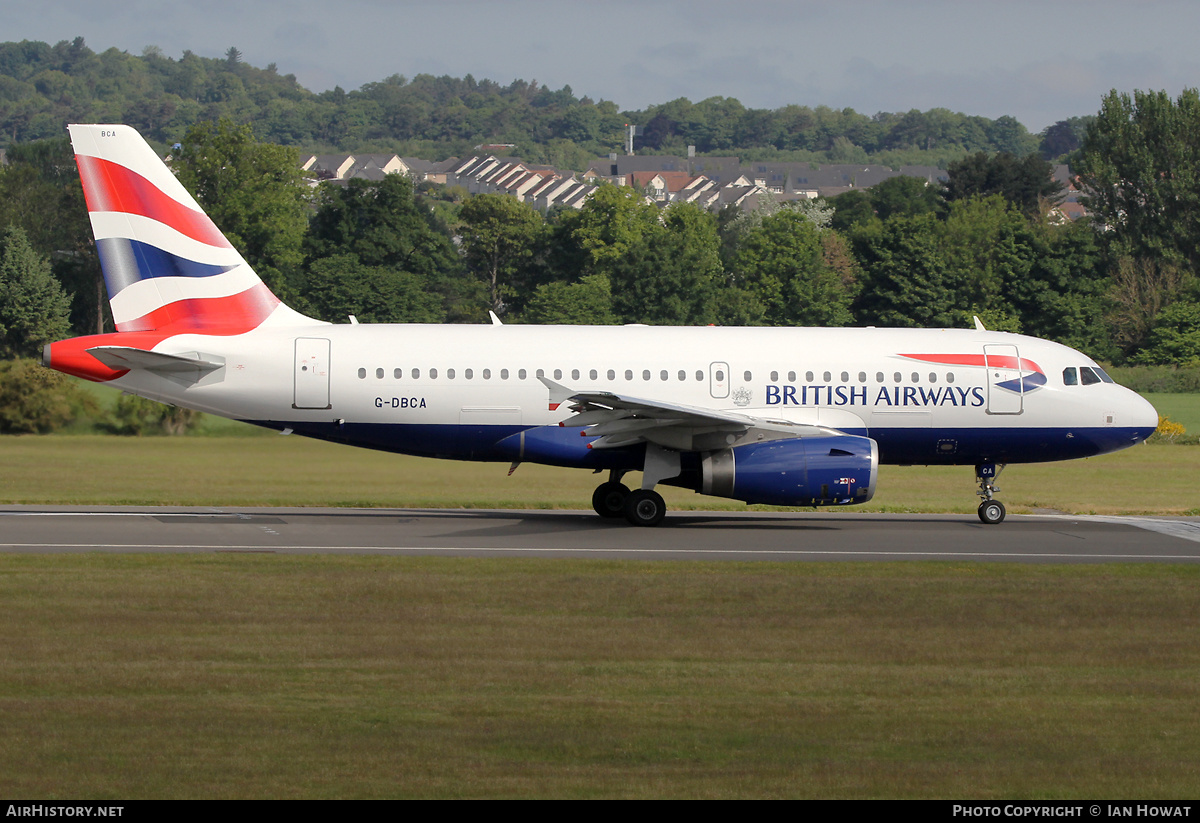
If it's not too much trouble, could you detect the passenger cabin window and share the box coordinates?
[715,369,725,382]
[770,371,779,382]
[1063,367,1078,386]
[553,369,562,380]
[643,370,651,381]
[840,371,849,382]
[876,372,884,383]
[625,370,634,381]
[660,370,668,381]
[483,369,491,379]
[429,368,438,379]
[590,369,598,380]
[394,368,402,379]
[695,370,703,381]
[518,369,526,380]
[678,370,686,381]
[822,371,831,382]
[500,369,508,379]
[788,371,796,382]
[465,369,473,379]
[376,368,384,379]
[447,369,455,379]
[805,371,814,382]
[572,369,580,380]
[412,368,420,379]
[358,368,366,379]
[608,369,616,380]
[744,371,752,381]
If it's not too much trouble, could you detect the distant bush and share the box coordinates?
[0,358,96,433]
[1105,363,1200,393]
[101,393,199,436]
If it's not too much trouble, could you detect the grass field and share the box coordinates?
[2,554,1198,799]
[1144,392,1200,432]
[1,433,1196,514]
[2,398,1197,798]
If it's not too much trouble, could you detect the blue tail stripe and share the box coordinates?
[96,237,238,298]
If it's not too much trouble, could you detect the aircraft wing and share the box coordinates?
[541,377,842,452]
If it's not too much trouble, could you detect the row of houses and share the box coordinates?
[299,147,1083,220]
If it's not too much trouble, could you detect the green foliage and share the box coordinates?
[0,358,94,433]
[732,209,857,327]
[456,194,547,314]
[304,175,475,321]
[172,119,310,299]
[1136,301,1200,366]
[101,393,200,436]
[943,151,1062,215]
[521,274,616,325]
[870,175,943,220]
[0,225,71,358]
[0,139,103,336]
[1076,88,1200,272]
[303,254,443,324]
[608,202,723,325]
[1106,365,1200,393]
[851,214,956,328]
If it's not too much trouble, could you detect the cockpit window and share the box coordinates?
[1063,367,1078,386]
[1080,366,1101,385]
[1095,367,1115,384]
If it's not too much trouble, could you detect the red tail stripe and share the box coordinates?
[75,155,233,249]
[115,283,279,333]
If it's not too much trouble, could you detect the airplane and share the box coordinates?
[42,124,1160,527]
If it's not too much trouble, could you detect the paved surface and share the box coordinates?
[2,506,1199,563]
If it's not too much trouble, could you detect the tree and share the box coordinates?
[522,274,616,325]
[851,214,956,328]
[1075,88,1200,272]
[172,119,309,299]
[0,226,71,358]
[944,151,1062,215]
[302,254,443,324]
[608,202,723,326]
[0,137,104,335]
[1136,300,1200,365]
[304,175,474,320]
[869,175,943,220]
[732,208,857,327]
[457,194,546,315]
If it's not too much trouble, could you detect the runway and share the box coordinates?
[2,506,1199,562]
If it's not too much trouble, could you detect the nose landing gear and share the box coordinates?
[976,463,1006,524]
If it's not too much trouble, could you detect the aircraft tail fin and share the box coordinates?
[68,124,314,334]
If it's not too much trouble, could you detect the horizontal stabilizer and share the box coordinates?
[86,346,224,376]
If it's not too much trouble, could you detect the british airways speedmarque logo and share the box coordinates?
[900,353,1047,394]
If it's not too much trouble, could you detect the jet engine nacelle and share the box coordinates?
[698,435,878,506]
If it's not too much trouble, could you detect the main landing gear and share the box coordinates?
[591,472,668,527]
[591,460,671,528]
[975,462,1006,524]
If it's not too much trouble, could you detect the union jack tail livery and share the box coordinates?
[68,124,311,334]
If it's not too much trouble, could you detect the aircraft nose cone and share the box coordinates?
[1129,391,1160,437]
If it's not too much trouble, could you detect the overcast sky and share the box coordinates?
[10,0,1200,132]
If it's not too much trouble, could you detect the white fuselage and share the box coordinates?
[105,322,1159,468]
